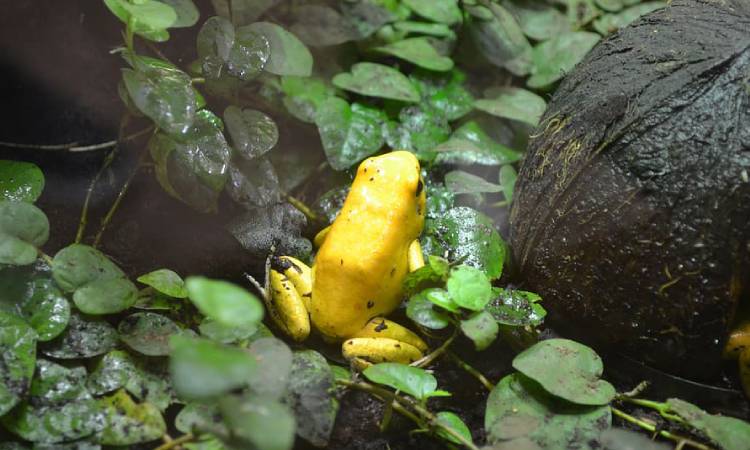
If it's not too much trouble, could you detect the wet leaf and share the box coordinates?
[410,69,474,121]
[226,26,271,81]
[527,32,600,89]
[96,390,165,445]
[280,75,337,123]
[137,268,187,298]
[41,312,118,359]
[52,244,137,315]
[0,201,49,266]
[425,181,455,219]
[364,363,449,400]
[29,359,88,404]
[375,38,453,72]
[220,394,295,450]
[186,277,263,329]
[445,170,503,194]
[229,0,282,26]
[0,160,44,203]
[103,0,177,42]
[122,66,196,136]
[475,87,547,127]
[160,0,199,27]
[224,106,278,159]
[0,311,37,415]
[422,207,507,279]
[461,311,499,351]
[667,398,750,450]
[446,265,493,311]
[333,63,419,103]
[247,337,293,399]
[175,402,223,434]
[402,0,461,25]
[290,5,356,47]
[485,373,611,448]
[246,22,312,76]
[593,2,666,36]
[169,335,257,400]
[383,106,450,159]
[435,411,473,445]
[0,398,103,444]
[118,312,181,356]
[499,164,517,203]
[228,202,311,259]
[513,339,616,406]
[467,3,531,76]
[286,351,338,447]
[315,97,386,171]
[486,289,546,327]
[403,256,450,296]
[435,121,521,166]
[406,291,451,330]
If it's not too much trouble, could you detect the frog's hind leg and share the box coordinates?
[725,320,750,397]
[267,256,312,341]
[342,318,428,370]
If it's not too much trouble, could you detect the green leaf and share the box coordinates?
[220,394,295,450]
[1,400,103,444]
[593,2,666,36]
[666,398,750,450]
[475,87,547,127]
[445,170,503,194]
[402,0,461,25]
[197,16,270,81]
[122,66,196,136]
[185,276,263,329]
[505,2,571,41]
[435,121,521,166]
[286,351,339,447]
[424,287,460,312]
[0,311,37,416]
[41,312,118,359]
[52,244,137,314]
[422,207,506,279]
[224,106,279,159]
[375,37,453,72]
[393,21,455,39]
[485,289,546,327]
[137,268,187,298]
[485,373,611,448]
[289,5,357,47]
[96,390,165,445]
[103,0,177,42]
[247,338,293,399]
[528,32,600,89]
[160,0,199,27]
[226,26,271,80]
[512,339,616,406]
[410,69,474,121]
[499,164,517,203]
[29,359,88,407]
[403,257,450,297]
[406,292,451,329]
[0,161,44,202]
[280,75,337,123]
[461,311,499,351]
[363,363,441,400]
[314,97,386,171]
[199,317,258,343]
[227,203,311,259]
[245,21,312,76]
[175,403,222,434]
[169,335,257,400]
[446,265,493,311]
[383,106,450,159]
[340,0,398,39]
[0,201,49,265]
[435,411,473,445]
[333,62,419,102]
[467,3,531,76]
[118,312,182,356]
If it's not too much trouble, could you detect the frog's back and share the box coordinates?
[311,151,426,339]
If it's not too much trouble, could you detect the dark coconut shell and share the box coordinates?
[510,0,750,380]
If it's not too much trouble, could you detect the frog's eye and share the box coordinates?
[415,178,424,197]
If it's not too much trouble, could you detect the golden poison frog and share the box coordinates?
[265,151,428,367]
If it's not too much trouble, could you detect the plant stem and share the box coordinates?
[154,433,194,450]
[447,351,495,391]
[37,250,54,266]
[0,127,152,152]
[285,194,319,223]
[611,407,713,450]
[622,398,685,424]
[412,328,458,368]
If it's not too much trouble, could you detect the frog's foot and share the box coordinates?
[342,317,428,370]
[725,321,750,397]
[408,240,425,271]
[267,256,313,341]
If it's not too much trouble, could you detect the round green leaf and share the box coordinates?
[474,87,547,127]
[103,0,177,42]
[485,373,611,448]
[485,288,546,327]
[41,313,118,360]
[375,37,453,72]
[247,338,293,399]
[51,244,124,292]
[446,265,493,311]
[402,0,461,25]
[280,75,337,123]
[220,394,295,450]
[333,62,419,102]
[122,66,196,136]
[137,268,187,298]
[460,311,499,351]
[527,32,600,89]
[224,106,279,159]
[435,411,473,445]
[506,2,570,41]
[159,0,199,27]
[512,339,616,406]
[175,402,221,434]
[467,3,532,76]
[17,278,70,341]
[198,316,257,343]
[435,121,521,166]
[0,160,44,202]
[185,276,263,329]
[118,312,182,356]
[666,398,750,450]
[445,170,503,194]
[286,351,338,447]
[0,201,49,265]
[0,398,103,444]
[383,106,450,159]
[169,335,257,400]
[363,363,438,400]
[73,278,138,315]
[409,69,474,121]
[225,26,270,81]
[245,21,312,76]
[29,359,88,405]
[406,292,451,330]
[424,288,460,312]
[290,5,357,47]
[0,311,37,416]
[96,390,166,445]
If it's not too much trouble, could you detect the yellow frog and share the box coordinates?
[265,151,429,367]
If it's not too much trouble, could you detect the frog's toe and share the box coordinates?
[342,337,423,369]
[353,317,428,352]
[268,268,310,341]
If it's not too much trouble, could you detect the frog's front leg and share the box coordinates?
[267,256,313,341]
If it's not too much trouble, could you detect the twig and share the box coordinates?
[611,407,713,450]
[447,351,495,391]
[75,143,117,244]
[0,127,152,153]
[412,328,458,368]
[617,381,650,399]
[153,433,194,450]
[285,194,319,223]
